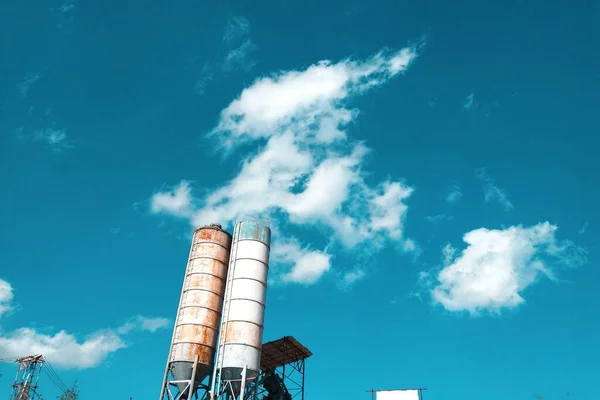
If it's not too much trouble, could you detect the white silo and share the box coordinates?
[210,219,271,399]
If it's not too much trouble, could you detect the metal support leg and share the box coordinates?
[189,355,199,400]
[239,365,247,400]
[301,360,305,400]
[159,362,170,400]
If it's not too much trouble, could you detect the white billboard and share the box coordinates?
[375,390,420,400]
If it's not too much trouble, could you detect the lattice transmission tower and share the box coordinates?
[9,355,45,400]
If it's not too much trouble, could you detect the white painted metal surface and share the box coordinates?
[213,220,271,396]
[376,390,421,400]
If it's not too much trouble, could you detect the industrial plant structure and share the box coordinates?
[1,220,429,400]
[158,220,312,400]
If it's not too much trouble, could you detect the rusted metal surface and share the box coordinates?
[237,220,271,245]
[169,225,232,386]
[218,220,272,383]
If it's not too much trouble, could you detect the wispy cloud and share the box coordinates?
[341,269,366,285]
[151,42,423,286]
[475,168,513,211]
[221,17,257,73]
[32,128,74,151]
[578,221,588,235]
[0,280,168,369]
[223,39,257,72]
[194,62,214,95]
[59,0,76,13]
[195,16,257,96]
[223,16,251,44]
[116,316,171,334]
[423,222,586,315]
[463,92,477,110]
[18,74,41,97]
[53,0,77,30]
[445,184,462,204]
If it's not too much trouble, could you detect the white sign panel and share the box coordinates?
[375,390,420,400]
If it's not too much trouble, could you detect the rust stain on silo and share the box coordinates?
[170,225,232,370]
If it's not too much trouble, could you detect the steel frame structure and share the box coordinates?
[209,336,311,400]
[254,357,307,400]
[160,355,212,400]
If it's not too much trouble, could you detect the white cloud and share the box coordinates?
[0,328,125,369]
[270,239,332,285]
[150,181,194,218]
[0,279,13,317]
[340,269,366,287]
[209,46,418,148]
[117,316,171,334]
[476,168,513,211]
[429,222,586,314]
[150,43,422,285]
[446,184,462,204]
[138,316,170,332]
[0,280,168,369]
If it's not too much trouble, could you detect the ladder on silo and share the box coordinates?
[211,221,241,399]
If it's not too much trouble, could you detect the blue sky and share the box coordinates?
[1,0,599,399]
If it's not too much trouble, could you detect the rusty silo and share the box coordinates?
[211,219,272,399]
[159,224,232,400]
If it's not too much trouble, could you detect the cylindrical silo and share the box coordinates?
[167,224,232,399]
[217,220,271,397]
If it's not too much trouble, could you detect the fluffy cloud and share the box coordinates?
[0,280,169,369]
[150,44,422,285]
[151,181,194,218]
[428,222,586,314]
[0,328,126,369]
[270,239,332,285]
[0,279,13,317]
[209,46,418,147]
